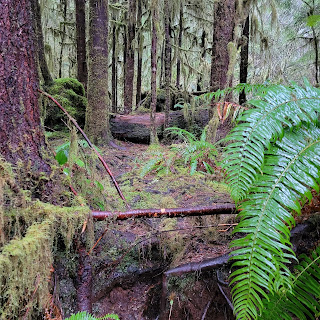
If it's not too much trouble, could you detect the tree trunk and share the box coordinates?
[123,0,136,114]
[197,30,206,91]
[122,24,127,112]
[210,0,236,92]
[312,27,319,85]
[31,0,53,87]
[150,0,159,144]
[85,0,111,145]
[75,0,88,90]
[58,0,68,78]
[0,0,52,195]
[136,0,143,106]
[239,15,249,105]
[176,1,183,89]
[112,22,118,113]
[163,0,172,129]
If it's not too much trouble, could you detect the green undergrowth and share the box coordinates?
[0,158,90,320]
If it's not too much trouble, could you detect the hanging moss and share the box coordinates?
[0,154,91,319]
[44,78,87,131]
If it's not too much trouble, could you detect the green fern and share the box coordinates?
[258,246,320,320]
[223,81,320,202]
[222,81,320,319]
[65,311,120,320]
[167,127,217,175]
[230,125,320,319]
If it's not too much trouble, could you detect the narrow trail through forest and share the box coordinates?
[79,140,237,319]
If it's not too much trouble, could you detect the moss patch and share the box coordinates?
[44,78,87,131]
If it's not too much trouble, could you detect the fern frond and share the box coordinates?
[258,245,320,320]
[231,125,320,319]
[223,82,320,202]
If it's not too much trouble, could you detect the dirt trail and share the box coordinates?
[86,141,236,319]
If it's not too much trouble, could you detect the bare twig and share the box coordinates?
[39,89,128,207]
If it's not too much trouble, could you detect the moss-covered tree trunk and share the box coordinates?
[123,0,136,114]
[31,0,53,87]
[136,0,143,106]
[58,0,68,78]
[75,0,88,90]
[239,15,249,105]
[210,0,235,92]
[164,0,172,129]
[176,1,183,89]
[85,0,111,145]
[150,0,158,144]
[0,0,53,195]
[111,22,118,113]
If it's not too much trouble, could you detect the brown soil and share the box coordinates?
[85,141,236,320]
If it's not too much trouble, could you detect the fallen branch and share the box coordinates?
[39,89,128,206]
[164,253,231,277]
[92,204,236,220]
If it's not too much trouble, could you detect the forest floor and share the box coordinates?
[51,136,319,319]
[88,140,235,319]
[51,135,237,319]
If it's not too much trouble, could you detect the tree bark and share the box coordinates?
[31,0,53,87]
[112,22,118,113]
[136,0,143,106]
[75,0,88,90]
[163,0,172,129]
[92,204,236,220]
[239,15,249,105]
[150,0,159,144]
[312,26,319,85]
[0,0,52,194]
[197,30,206,91]
[85,0,111,145]
[123,0,136,114]
[58,0,68,78]
[176,1,183,89]
[210,0,236,92]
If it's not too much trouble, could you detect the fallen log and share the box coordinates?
[92,204,236,220]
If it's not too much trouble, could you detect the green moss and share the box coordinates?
[0,196,90,319]
[44,78,87,131]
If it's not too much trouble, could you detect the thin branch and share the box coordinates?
[39,90,128,207]
[92,204,236,220]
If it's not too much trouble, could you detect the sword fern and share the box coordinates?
[223,81,320,319]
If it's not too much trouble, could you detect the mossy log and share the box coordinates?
[110,110,211,143]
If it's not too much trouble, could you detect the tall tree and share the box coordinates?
[210,0,236,91]
[163,0,172,129]
[111,17,118,113]
[239,15,250,104]
[176,1,183,89]
[150,0,158,144]
[75,0,88,90]
[0,0,52,195]
[58,0,68,78]
[31,0,53,87]
[123,0,136,114]
[136,0,143,106]
[85,0,111,145]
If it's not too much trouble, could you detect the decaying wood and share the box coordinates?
[76,246,93,313]
[39,90,128,206]
[92,204,236,220]
[164,253,231,277]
